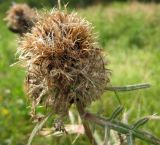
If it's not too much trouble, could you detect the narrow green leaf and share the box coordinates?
[27,114,50,145]
[114,91,121,105]
[110,106,123,120]
[132,117,149,129]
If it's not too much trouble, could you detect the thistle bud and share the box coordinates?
[5,3,36,35]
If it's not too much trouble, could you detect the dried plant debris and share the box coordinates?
[5,3,37,35]
[17,10,110,118]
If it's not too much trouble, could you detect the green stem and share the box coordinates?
[127,132,134,145]
[83,112,160,145]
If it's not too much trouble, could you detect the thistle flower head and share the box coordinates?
[18,10,110,117]
[5,3,36,35]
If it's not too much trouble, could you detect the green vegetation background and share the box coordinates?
[0,0,160,145]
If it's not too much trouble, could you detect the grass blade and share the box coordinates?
[27,114,50,145]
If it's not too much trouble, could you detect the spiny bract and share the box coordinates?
[17,10,110,117]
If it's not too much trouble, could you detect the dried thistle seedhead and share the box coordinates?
[5,3,36,35]
[18,10,110,117]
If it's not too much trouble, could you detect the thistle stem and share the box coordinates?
[76,101,97,145]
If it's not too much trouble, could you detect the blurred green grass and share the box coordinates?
[0,2,160,145]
